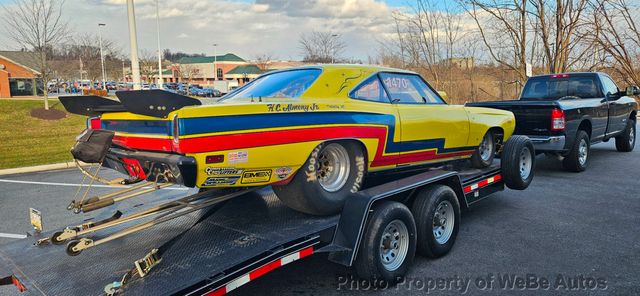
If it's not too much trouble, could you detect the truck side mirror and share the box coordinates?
[626,86,640,96]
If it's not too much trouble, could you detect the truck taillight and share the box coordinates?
[88,117,101,129]
[551,108,565,131]
[551,74,569,78]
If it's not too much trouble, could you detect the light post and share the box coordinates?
[98,23,107,90]
[155,0,163,89]
[126,0,142,90]
[213,43,218,81]
[331,34,339,64]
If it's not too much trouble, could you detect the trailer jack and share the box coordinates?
[53,187,258,256]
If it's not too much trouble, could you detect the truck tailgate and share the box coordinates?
[467,101,559,136]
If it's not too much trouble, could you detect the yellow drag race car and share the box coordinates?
[61,65,526,215]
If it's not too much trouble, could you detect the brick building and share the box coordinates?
[0,51,41,97]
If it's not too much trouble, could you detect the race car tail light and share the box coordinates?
[87,116,101,129]
[551,108,566,131]
[121,158,147,180]
[172,114,180,144]
[206,155,224,164]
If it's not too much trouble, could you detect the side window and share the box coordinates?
[350,75,390,103]
[601,76,618,96]
[379,73,444,104]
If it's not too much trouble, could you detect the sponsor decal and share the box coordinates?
[350,156,366,193]
[205,167,243,176]
[267,103,320,113]
[228,150,248,164]
[201,176,240,186]
[326,104,345,109]
[275,167,293,180]
[241,169,272,184]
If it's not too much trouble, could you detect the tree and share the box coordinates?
[253,53,276,70]
[299,31,346,63]
[3,0,68,110]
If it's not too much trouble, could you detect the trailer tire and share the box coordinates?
[273,141,366,215]
[354,201,416,283]
[562,130,589,172]
[411,185,460,258]
[471,130,496,168]
[615,120,635,152]
[501,135,535,190]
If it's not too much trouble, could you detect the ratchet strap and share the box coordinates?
[0,275,26,292]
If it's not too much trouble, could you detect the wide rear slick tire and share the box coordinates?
[354,201,416,283]
[615,120,636,152]
[471,130,496,168]
[273,141,366,215]
[411,185,460,258]
[501,135,535,190]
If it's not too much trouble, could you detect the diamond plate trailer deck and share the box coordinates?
[0,164,506,296]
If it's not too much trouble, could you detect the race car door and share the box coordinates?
[379,72,471,167]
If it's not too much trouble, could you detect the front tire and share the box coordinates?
[562,130,590,172]
[615,120,636,152]
[354,201,416,283]
[273,141,366,215]
[471,131,496,168]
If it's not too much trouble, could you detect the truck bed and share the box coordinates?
[0,164,501,296]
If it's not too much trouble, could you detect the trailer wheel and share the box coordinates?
[501,135,535,190]
[354,201,416,283]
[411,185,460,258]
[273,141,366,215]
[471,130,496,168]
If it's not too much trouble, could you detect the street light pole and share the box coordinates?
[126,0,142,90]
[98,23,107,90]
[155,0,163,89]
[331,34,339,64]
[213,43,218,81]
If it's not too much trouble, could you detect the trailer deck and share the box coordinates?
[0,164,505,296]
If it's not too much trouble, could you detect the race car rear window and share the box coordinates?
[225,69,321,100]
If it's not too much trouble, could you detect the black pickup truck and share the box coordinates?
[468,72,638,172]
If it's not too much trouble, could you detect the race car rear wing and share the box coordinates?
[59,90,202,118]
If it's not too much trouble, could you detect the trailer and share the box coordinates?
[0,138,534,295]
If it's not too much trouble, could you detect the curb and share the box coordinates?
[0,161,89,176]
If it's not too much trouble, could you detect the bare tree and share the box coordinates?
[299,31,346,63]
[253,52,275,70]
[3,0,68,110]
[589,0,640,86]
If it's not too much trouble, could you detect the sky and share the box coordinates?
[0,0,449,61]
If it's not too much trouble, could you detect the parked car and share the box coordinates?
[468,72,638,172]
[62,65,531,216]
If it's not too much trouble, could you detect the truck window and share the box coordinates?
[521,75,602,100]
[600,76,619,96]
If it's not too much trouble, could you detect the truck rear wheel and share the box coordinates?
[562,130,590,172]
[471,131,496,168]
[273,141,366,215]
[615,120,636,152]
[501,135,535,190]
[354,201,416,283]
[411,185,460,258]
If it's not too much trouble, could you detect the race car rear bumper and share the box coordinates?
[104,147,197,187]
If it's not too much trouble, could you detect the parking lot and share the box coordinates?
[0,135,638,295]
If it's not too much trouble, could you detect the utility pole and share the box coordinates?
[98,23,107,90]
[126,0,142,90]
[213,43,218,81]
[155,0,163,89]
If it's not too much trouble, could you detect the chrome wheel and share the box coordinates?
[578,139,588,166]
[479,133,494,162]
[379,219,409,271]
[432,200,455,245]
[519,147,532,179]
[316,143,351,192]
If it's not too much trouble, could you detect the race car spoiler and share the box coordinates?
[59,89,202,118]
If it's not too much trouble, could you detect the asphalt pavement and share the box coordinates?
[0,136,638,295]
